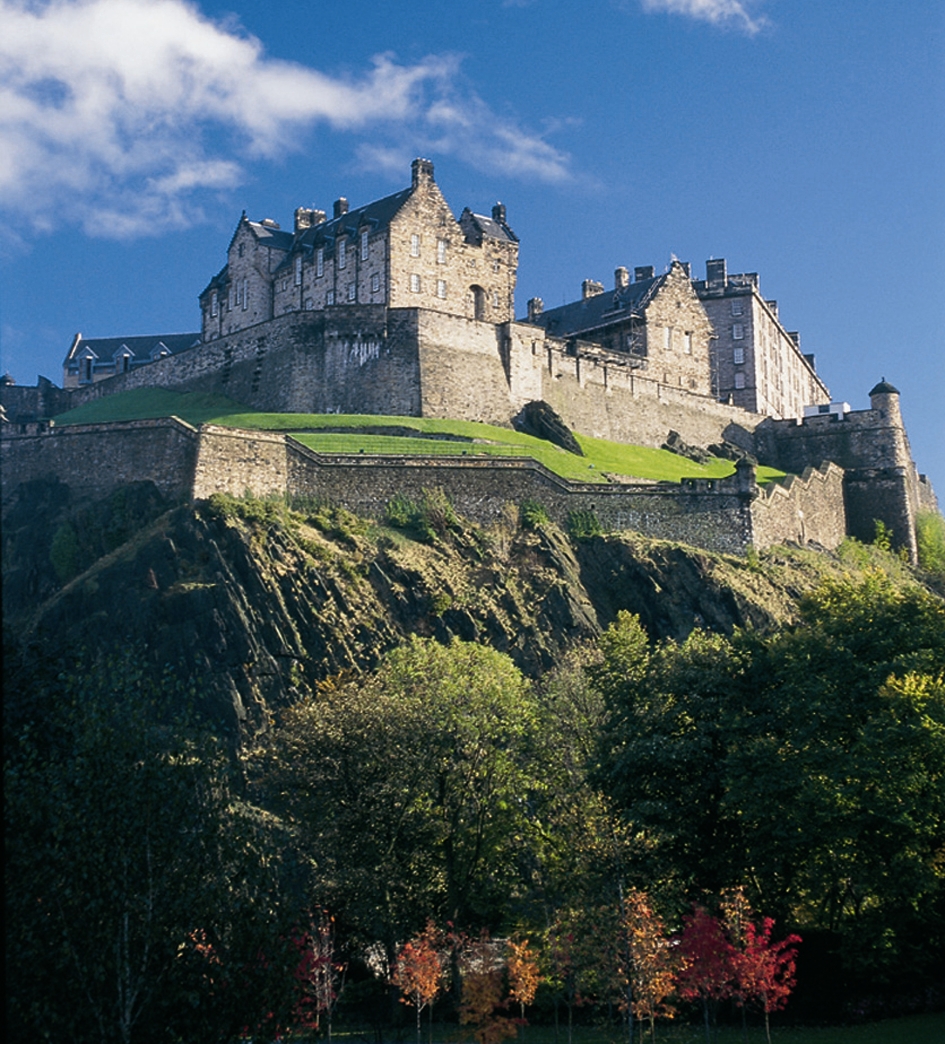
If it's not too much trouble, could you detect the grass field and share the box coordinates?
[52,387,786,486]
[362,1013,944,1044]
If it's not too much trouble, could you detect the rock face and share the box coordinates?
[516,400,584,456]
[2,479,862,741]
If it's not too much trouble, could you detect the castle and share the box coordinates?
[1,160,937,561]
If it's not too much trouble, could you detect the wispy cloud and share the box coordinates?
[640,0,768,35]
[0,0,572,239]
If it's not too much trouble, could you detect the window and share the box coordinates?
[663,327,672,350]
[493,260,500,273]
[326,289,335,306]
[294,256,302,286]
[683,331,692,354]
[347,282,356,302]
[734,372,746,389]
[338,238,346,269]
[733,346,745,365]
[83,357,92,382]
[410,233,420,257]
[437,238,447,264]
[731,299,744,316]
[360,229,369,261]
[120,354,131,373]
[371,272,380,293]
[281,278,288,292]
[306,299,314,310]
[410,273,421,293]
[210,291,218,317]
[242,278,249,310]
[316,247,324,278]
[437,279,447,299]
[732,323,744,340]
[493,290,500,308]
[238,243,244,258]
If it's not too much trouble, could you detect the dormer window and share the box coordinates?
[360,229,369,261]
[294,256,302,286]
[338,238,346,269]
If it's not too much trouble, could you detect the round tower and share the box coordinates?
[869,377,902,426]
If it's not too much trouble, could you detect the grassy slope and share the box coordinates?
[52,387,785,485]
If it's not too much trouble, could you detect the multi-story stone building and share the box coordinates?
[692,258,830,419]
[63,332,200,388]
[524,261,715,397]
[199,158,519,342]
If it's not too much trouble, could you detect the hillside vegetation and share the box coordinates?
[52,387,786,484]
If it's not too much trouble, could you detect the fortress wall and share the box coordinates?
[539,348,760,450]
[192,425,288,500]
[0,418,198,512]
[918,474,939,514]
[286,441,755,556]
[415,311,515,425]
[749,462,847,551]
[844,467,918,561]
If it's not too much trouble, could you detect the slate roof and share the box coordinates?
[64,332,201,366]
[461,209,518,244]
[526,273,665,337]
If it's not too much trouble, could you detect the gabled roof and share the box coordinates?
[246,220,294,252]
[275,187,414,271]
[460,208,518,244]
[527,273,665,337]
[64,332,200,366]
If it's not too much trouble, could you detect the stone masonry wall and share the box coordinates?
[749,462,847,551]
[192,425,288,500]
[0,417,198,512]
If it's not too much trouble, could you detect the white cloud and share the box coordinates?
[640,0,768,35]
[0,0,572,238]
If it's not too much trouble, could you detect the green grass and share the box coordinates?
[52,387,786,486]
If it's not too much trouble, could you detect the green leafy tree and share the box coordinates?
[257,637,544,958]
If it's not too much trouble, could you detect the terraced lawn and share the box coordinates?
[52,387,785,485]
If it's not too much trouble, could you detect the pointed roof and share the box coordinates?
[526,271,666,336]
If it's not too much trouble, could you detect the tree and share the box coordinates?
[393,921,446,1044]
[675,906,736,1044]
[507,938,541,1022]
[458,932,519,1044]
[731,919,800,1044]
[5,655,298,1044]
[257,637,544,957]
[618,890,679,1044]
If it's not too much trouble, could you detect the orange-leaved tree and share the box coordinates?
[507,938,541,1023]
[458,931,519,1044]
[392,921,446,1044]
[619,890,680,1044]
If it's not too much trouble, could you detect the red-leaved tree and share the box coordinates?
[675,906,737,1044]
[733,918,801,1044]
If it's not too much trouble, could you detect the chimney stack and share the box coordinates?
[634,265,655,282]
[615,266,630,289]
[333,198,349,218]
[527,297,544,322]
[295,207,326,232]
[492,202,507,224]
[706,258,727,289]
[582,279,604,299]
[411,157,435,188]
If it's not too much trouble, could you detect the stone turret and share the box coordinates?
[869,377,902,427]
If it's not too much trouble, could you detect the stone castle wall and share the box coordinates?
[3,421,855,559]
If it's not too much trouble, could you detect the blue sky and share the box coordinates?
[1,0,943,494]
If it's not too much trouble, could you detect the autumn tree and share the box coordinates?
[458,932,519,1044]
[618,890,679,1044]
[675,906,736,1044]
[392,920,447,1044]
[507,938,541,1022]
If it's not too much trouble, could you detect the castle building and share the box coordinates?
[198,158,519,342]
[63,332,200,388]
[692,258,829,419]
[525,262,715,397]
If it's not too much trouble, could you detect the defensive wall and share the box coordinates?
[1,420,847,558]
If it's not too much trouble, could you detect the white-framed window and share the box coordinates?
[410,233,420,257]
[733,347,745,365]
[242,278,249,310]
[210,291,217,317]
[731,299,744,316]
[294,256,302,286]
[347,282,356,302]
[663,327,672,350]
[493,290,500,308]
[371,272,381,293]
[360,229,369,261]
[316,247,324,278]
[437,279,447,299]
[338,238,346,269]
[326,289,335,306]
[437,238,447,264]
[683,331,692,354]
[734,371,746,389]
[733,323,744,340]
[410,273,421,293]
